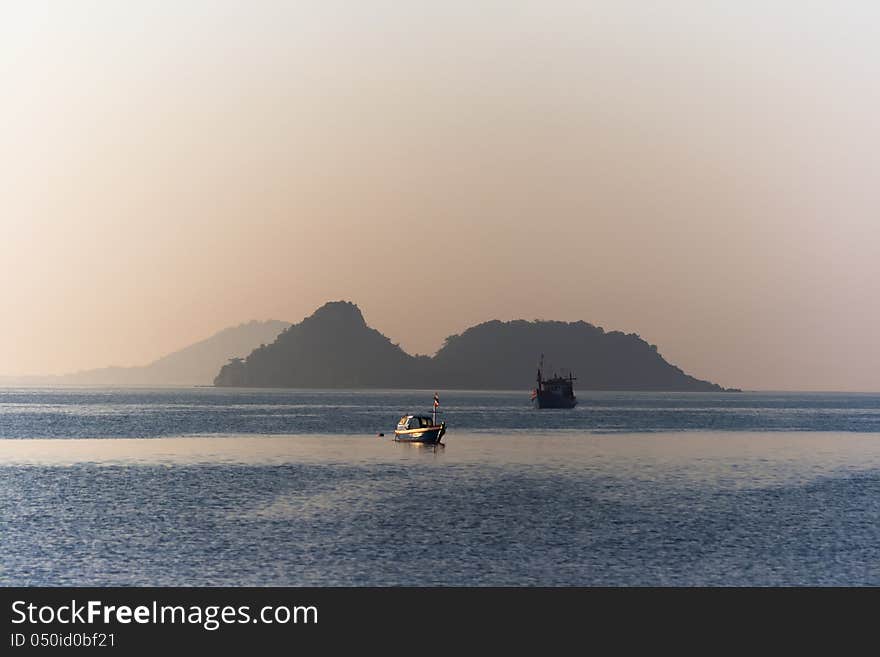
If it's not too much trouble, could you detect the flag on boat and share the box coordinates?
[433,392,440,408]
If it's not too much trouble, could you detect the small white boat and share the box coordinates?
[393,393,446,444]
[393,415,447,444]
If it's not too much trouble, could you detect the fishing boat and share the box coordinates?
[530,355,578,409]
[393,393,447,444]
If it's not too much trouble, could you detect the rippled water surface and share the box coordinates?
[2,388,880,437]
[2,388,879,585]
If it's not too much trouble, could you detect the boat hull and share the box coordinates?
[532,392,578,409]
[393,424,446,444]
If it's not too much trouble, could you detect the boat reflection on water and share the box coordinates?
[394,439,446,457]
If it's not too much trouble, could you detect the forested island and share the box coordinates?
[214,301,735,392]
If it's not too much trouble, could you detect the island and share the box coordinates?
[214,301,736,392]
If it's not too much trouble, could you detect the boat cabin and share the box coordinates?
[397,415,436,430]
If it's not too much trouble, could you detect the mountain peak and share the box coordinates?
[307,300,366,328]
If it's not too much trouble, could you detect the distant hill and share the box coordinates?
[214,301,732,392]
[5,320,290,386]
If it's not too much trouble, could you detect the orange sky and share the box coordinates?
[1,2,878,390]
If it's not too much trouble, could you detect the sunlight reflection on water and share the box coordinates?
[3,431,880,586]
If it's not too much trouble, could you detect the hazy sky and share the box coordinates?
[1,1,878,390]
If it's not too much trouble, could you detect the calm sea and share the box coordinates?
[2,388,879,585]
